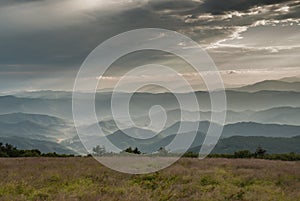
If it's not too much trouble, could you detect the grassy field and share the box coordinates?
[0,157,300,201]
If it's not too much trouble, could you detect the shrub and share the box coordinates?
[234,150,253,158]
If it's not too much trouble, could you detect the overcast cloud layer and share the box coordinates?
[0,0,299,92]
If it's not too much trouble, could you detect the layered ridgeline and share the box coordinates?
[0,113,76,154]
[231,80,300,93]
[0,78,299,155]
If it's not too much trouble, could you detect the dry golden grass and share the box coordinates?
[0,157,300,201]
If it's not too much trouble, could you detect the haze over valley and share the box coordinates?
[0,77,299,155]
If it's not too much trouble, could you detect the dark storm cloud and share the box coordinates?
[200,0,292,14]
[0,0,299,91]
[0,1,181,69]
[0,0,297,68]
[0,26,98,66]
[147,0,295,15]
[0,0,45,7]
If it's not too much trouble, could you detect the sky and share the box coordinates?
[0,0,299,92]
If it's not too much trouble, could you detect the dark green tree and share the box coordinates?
[124,147,133,153]
[132,147,141,154]
[255,146,266,158]
[124,147,141,154]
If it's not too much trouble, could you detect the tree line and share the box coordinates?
[207,147,300,161]
[0,142,75,157]
[93,145,300,161]
[1,142,300,161]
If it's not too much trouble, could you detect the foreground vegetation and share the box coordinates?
[0,157,299,201]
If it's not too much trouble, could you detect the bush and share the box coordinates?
[234,150,253,158]
[183,151,199,158]
[123,147,141,154]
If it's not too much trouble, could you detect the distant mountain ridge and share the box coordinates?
[1,90,300,119]
[0,112,66,126]
[280,76,300,83]
[0,113,74,142]
[189,136,300,154]
[0,84,299,154]
[0,136,75,154]
[65,121,300,153]
[232,80,300,92]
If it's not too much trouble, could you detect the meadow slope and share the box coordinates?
[0,158,299,201]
